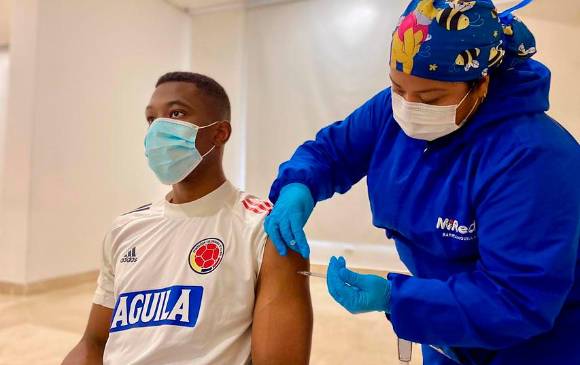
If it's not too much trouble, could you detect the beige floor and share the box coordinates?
[0,279,422,365]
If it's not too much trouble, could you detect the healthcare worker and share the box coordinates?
[264,0,580,364]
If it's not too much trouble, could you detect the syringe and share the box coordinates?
[297,271,326,279]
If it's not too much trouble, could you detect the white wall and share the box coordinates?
[186,0,411,272]
[0,48,9,275]
[0,49,7,154]
[524,17,580,139]
[245,0,407,252]
[0,0,38,284]
[0,0,191,284]
[240,0,578,271]
[190,9,247,188]
[2,0,577,283]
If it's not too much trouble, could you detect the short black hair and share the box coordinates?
[156,72,231,121]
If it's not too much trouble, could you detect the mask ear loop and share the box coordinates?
[197,120,223,130]
[201,145,216,158]
[456,88,473,111]
[456,85,482,126]
[197,120,225,158]
[459,97,480,126]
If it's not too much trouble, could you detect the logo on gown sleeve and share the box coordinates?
[188,238,224,275]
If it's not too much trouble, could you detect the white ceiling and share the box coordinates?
[165,0,301,14]
[167,0,521,12]
[166,0,579,25]
[1,0,576,46]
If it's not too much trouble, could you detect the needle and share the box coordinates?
[297,271,326,279]
[298,271,353,287]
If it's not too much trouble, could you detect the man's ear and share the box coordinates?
[213,121,232,147]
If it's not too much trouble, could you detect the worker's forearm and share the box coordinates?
[62,337,105,365]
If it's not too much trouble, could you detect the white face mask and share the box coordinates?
[392,89,477,141]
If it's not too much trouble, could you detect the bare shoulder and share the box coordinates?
[261,239,309,274]
[255,239,310,301]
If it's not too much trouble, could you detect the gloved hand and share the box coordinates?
[264,183,314,259]
[327,256,392,314]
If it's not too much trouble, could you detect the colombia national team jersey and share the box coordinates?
[93,181,271,365]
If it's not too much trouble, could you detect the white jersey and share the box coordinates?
[93,181,272,365]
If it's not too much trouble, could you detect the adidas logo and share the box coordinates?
[120,247,138,263]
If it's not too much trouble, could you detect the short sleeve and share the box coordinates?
[93,231,116,308]
[255,225,268,278]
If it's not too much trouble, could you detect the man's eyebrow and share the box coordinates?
[167,100,194,109]
[145,100,195,111]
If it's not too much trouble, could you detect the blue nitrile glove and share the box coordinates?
[264,183,314,259]
[327,256,392,314]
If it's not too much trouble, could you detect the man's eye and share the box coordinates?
[170,111,185,119]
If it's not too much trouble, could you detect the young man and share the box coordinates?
[63,72,313,365]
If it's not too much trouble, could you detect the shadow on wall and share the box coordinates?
[0,0,9,47]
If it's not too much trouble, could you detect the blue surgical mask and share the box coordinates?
[144,118,219,185]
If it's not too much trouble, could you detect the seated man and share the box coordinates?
[62,72,313,365]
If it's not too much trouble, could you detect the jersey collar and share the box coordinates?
[163,181,238,218]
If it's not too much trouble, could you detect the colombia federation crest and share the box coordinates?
[189,238,224,275]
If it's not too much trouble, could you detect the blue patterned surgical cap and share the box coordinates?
[389,0,537,81]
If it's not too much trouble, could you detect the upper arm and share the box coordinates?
[62,232,115,364]
[84,304,113,346]
[473,144,580,327]
[88,231,115,344]
[252,239,313,365]
[269,89,392,203]
[62,304,112,365]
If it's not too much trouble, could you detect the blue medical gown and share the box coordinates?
[269,60,580,364]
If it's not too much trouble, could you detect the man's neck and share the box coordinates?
[169,165,227,204]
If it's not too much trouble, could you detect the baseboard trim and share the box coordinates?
[0,270,98,295]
